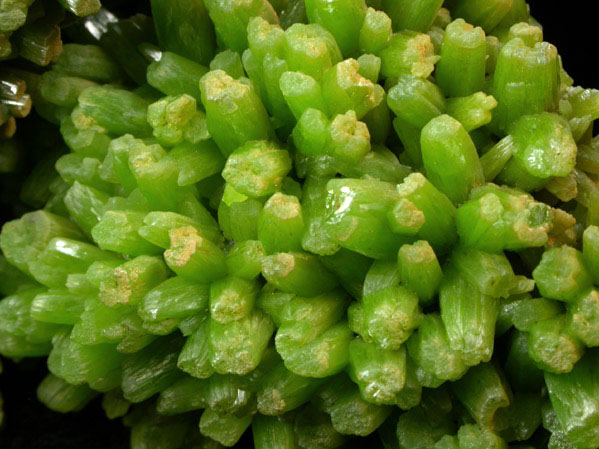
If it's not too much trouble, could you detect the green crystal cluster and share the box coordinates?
[1,0,599,448]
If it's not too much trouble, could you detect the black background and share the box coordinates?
[0,1,597,448]
[533,2,596,89]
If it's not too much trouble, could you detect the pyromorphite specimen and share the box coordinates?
[1,1,598,448]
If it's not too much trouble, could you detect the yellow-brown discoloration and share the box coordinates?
[259,389,286,415]
[393,199,426,229]
[263,253,296,278]
[201,70,248,107]
[264,192,301,221]
[164,226,201,267]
